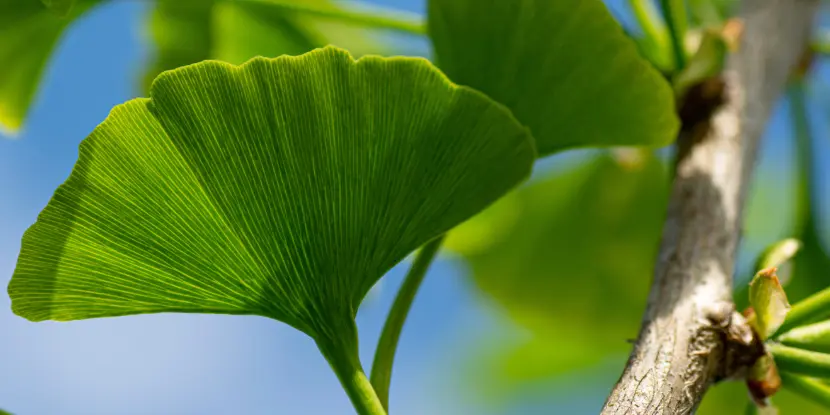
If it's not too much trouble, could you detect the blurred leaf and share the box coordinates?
[211,1,324,64]
[142,0,215,92]
[779,372,830,408]
[788,227,830,306]
[779,320,830,353]
[778,285,830,343]
[659,0,689,70]
[757,239,802,276]
[8,46,535,339]
[143,0,377,92]
[673,29,729,98]
[0,0,100,133]
[785,82,830,304]
[688,0,725,26]
[737,83,830,323]
[627,0,673,72]
[698,380,826,415]
[769,344,830,379]
[428,0,679,156]
[41,0,72,17]
[749,268,791,339]
[446,152,668,386]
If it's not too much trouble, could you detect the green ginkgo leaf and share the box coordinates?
[427,0,679,155]
[142,0,217,92]
[8,47,535,344]
[41,0,73,16]
[143,0,377,93]
[0,0,99,133]
[446,152,668,390]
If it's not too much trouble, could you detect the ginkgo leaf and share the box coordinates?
[141,0,216,92]
[0,0,99,133]
[8,47,535,344]
[445,152,668,389]
[427,0,679,156]
[143,0,377,93]
[40,0,73,16]
[41,0,73,16]
[211,1,324,65]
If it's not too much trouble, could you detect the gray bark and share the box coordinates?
[602,1,818,414]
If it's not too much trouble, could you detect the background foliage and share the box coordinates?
[3,0,830,414]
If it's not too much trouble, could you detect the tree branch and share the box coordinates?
[602,1,817,414]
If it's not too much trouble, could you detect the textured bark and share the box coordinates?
[602,1,817,414]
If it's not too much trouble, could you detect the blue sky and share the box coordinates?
[1,1,829,414]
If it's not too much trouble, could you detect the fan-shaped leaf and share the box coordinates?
[427,0,679,155]
[143,0,377,93]
[0,0,99,133]
[8,47,535,343]
[445,152,668,387]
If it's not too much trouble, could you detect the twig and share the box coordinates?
[602,1,817,413]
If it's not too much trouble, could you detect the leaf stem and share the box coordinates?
[630,0,668,46]
[659,0,688,70]
[317,325,387,415]
[628,0,672,70]
[370,235,445,409]
[237,0,426,35]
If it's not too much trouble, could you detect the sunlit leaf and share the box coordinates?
[749,268,791,339]
[446,152,668,386]
[8,47,535,343]
[0,0,100,133]
[427,0,679,155]
[143,0,377,93]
